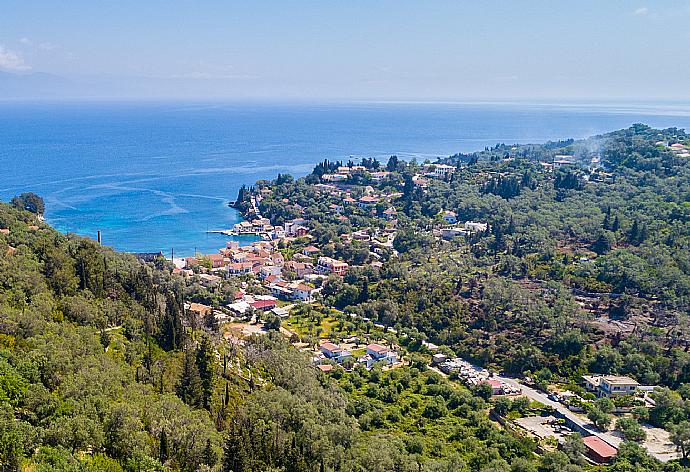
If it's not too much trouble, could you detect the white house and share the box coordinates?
[292,283,317,302]
[464,221,488,232]
[359,343,398,368]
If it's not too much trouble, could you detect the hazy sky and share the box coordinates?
[2,0,690,100]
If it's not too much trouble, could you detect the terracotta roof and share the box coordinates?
[367,343,389,354]
[320,342,341,352]
[250,299,277,309]
[582,436,617,459]
[189,303,212,314]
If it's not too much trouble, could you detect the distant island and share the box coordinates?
[2,124,690,471]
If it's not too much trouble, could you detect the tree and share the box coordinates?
[615,417,646,442]
[561,433,585,464]
[196,336,216,410]
[670,421,690,460]
[473,382,494,401]
[158,429,169,464]
[587,406,612,430]
[591,232,613,255]
[177,349,203,408]
[11,192,45,215]
[594,397,615,414]
[158,291,184,351]
[538,450,569,472]
[422,396,448,419]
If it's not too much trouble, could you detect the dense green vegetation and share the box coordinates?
[257,125,690,387]
[4,124,690,471]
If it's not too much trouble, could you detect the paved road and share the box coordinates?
[496,376,685,461]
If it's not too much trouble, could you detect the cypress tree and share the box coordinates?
[177,349,203,407]
[196,335,216,410]
[159,430,169,463]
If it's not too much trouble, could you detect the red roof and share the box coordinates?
[320,342,341,352]
[367,343,389,354]
[250,299,277,309]
[317,364,333,372]
[582,436,617,460]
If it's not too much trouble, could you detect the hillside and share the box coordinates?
[4,124,690,472]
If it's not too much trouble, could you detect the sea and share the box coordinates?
[2,100,690,257]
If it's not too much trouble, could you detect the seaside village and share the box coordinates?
[163,160,682,465]
[170,162,489,374]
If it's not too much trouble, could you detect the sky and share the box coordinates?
[1,0,690,101]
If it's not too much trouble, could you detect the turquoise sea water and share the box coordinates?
[2,101,690,256]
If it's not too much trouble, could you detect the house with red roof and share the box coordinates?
[250,299,277,311]
[359,343,398,369]
[302,245,320,256]
[582,436,617,464]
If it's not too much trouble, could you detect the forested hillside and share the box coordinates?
[4,124,690,472]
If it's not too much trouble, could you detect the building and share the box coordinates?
[370,171,390,181]
[319,342,352,364]
[441,228,467,239]
[205,253,227,269]
[464,221,488,232]
[484,379,505,395]
[250,299,277,311]
[582,375,639,397]
[302,245,320,256]
[228,262,254,276]
[358,195,379,208]
[227,300,251,316]
[426,163,456,178]
[358,343,398,368]
[582,436,617,464]
[441,211,457,224]
[284,261,313,277]
[187,303,212,320]
[316,257,349,276]
[382,207,397,221]
[292,283,317,302]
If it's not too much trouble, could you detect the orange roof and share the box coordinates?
[320,342,341,352]
[582,436,617,459]
[367,343,389,354]
[189,303,212,313]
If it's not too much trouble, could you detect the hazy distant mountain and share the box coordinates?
[0,70,77,99]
